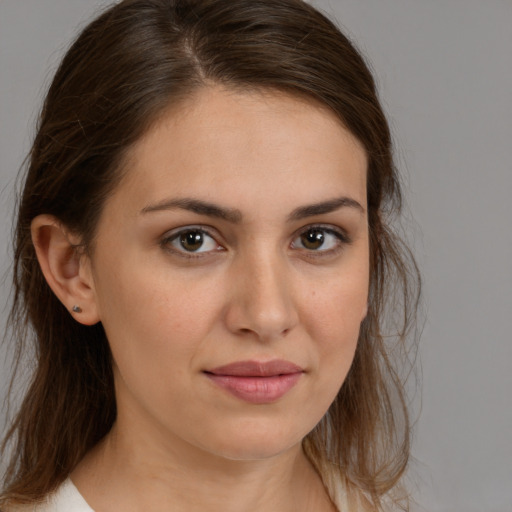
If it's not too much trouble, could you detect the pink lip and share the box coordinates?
[204,360,304,404]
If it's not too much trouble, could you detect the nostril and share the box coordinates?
[236,326,291,338]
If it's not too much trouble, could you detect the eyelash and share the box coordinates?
[291,225,351,259]
[160,225,223,260]
[160,224,351,260]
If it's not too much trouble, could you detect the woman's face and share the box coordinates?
[86,86,369,461]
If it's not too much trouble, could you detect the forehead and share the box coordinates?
[112,85,368,218]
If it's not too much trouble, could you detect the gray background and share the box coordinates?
[1,1,511,511]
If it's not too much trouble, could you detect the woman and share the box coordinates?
[1,0,420,510]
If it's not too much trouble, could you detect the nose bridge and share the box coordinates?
[225,244,298,341]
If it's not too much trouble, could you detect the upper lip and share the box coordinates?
[205,360,304,377]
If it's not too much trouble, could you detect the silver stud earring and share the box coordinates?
[72,305,82,313]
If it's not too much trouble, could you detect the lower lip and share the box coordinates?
[205,373,303,404]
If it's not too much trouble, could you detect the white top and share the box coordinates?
[13,476,349,511]
[10,480,93,512]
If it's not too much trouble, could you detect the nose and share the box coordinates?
[224,251,299,342]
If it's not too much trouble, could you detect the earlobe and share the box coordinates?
[31,215,100,326]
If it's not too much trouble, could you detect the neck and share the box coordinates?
[71,421,335,512]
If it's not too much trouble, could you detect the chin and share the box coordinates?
[196,418,308,462]
[212,440,301,462]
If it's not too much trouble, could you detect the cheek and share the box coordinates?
[95,267,227,431]
[307,267,368,342]
[302,264,368,392]
[93,256,222,381]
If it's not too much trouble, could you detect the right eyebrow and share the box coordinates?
[140,197,243,224]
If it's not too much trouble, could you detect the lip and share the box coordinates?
[204,360,304,404]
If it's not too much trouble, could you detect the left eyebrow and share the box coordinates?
[287,196,365,221]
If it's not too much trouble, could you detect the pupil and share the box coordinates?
[302,229,324,249]
[180,231,203,251]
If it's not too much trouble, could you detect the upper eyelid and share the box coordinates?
[160,225,221,247]
[293,223,350,240]
[162,225,220,240]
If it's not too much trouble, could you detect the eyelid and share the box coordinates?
[160,225,225,259]
[290,223,352,255]
[159,223,352,260]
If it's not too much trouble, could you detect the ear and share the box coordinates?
[31,214,100,326]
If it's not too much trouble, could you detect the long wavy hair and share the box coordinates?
[1,0,420,509]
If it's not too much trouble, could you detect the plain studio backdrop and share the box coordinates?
[0,1,511,511]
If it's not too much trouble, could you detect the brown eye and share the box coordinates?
[291,226,348,253]
[164,228,220,254]
[179,230,204,252]
[300,229,325,250]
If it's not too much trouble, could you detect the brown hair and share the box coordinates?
[1,0,420,509]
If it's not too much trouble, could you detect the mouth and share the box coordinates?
[204,360,304,404]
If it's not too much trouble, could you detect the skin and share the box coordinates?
[33,86,369,511]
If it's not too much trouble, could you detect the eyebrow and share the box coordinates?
[140,196,365,223]
[287,196,365,221]
[141,198,243,223]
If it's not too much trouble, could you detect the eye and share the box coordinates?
[163,228,222,255]
[290,226,348,253]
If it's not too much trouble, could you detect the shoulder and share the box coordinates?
[2,479,94,512]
